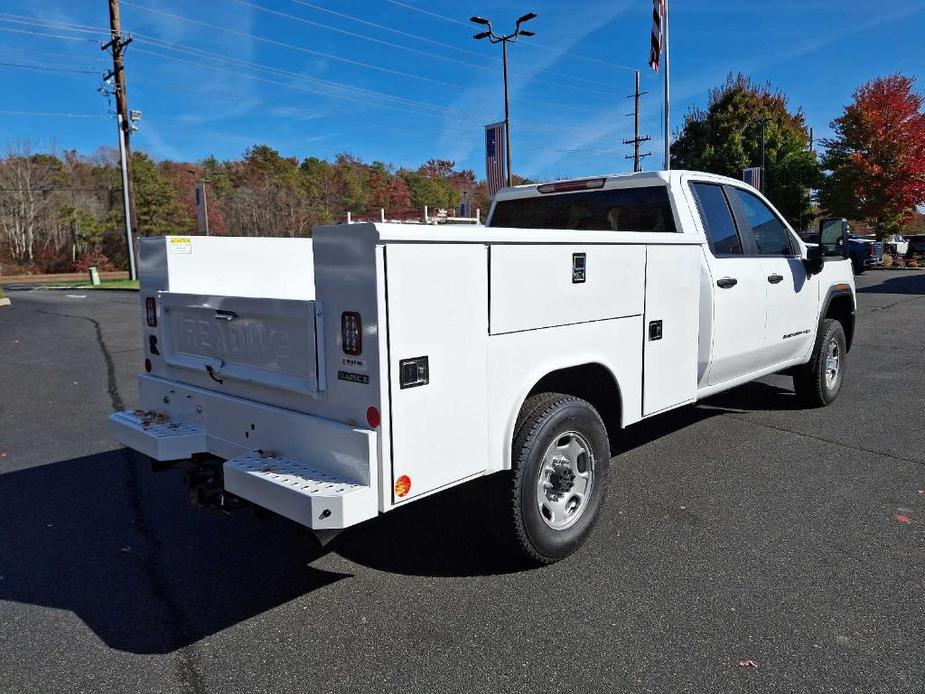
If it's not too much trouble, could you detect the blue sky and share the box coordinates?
[0,0,923,181]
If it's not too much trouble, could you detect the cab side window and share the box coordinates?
[690,182,742,256]
[730,188,795,256]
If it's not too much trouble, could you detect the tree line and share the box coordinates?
[1,72,923,274]
[0,145,489,273]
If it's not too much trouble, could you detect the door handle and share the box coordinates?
[716,277,738,288]
[767,273,784,284]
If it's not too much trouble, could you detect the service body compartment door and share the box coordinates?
[385,244,488,501]
[643,245,700,415]
[489,244,645,334]
[159,292,323,395]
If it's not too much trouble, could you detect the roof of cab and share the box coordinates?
[492,169,741,202]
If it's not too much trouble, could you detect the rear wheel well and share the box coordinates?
[824,293,855,350]
[527,363,621,440]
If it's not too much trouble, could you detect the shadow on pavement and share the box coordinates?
[0,382,788,651]
[856,272,925,295]
[700,380,803,413]
[0,450,346,655]
[333,397,738,577]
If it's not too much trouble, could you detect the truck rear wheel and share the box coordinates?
[510,392,610,564]
[793,318,847,407]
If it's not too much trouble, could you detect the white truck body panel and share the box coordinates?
[385,243,489,501]
[489,244,646,334]
[110,170,856,532]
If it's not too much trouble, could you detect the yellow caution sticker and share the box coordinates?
[168,236,192,254]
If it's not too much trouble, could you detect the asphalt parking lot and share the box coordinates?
[0,271,922,694]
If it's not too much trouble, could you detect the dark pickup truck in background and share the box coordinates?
[801,218,884,275]
[848,235,884,275]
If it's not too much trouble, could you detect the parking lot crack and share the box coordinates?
[37,309,207,694]
[727,414,925,468]
[858,294,925,316]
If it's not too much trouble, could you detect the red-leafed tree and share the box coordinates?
[819,75,925,237]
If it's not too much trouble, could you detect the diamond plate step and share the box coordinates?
[109,410,206,460]
[223,452,377,530]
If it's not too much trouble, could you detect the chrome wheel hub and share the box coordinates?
[537,432,594,530]
[824,338,840,388]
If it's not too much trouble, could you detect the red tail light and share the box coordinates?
[866,245,873,257]
[537,177,606,194]
[341,312,362,355]
[145,297,157,327]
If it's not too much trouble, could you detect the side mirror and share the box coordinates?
[804,243,824,276]
[819,218,850,259]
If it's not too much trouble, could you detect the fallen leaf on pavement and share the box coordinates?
[738,659,759,669]
[894,513,911,524]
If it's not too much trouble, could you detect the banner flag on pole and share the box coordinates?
[485,121,507,197]
[742,167,762,190]
[649,0,665,71]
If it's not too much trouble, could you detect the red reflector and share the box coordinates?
[366,406,381,428]
[145,297,157,327]
[866,245,873,256]
[144,358,152,373]
[394,475,411,498]
[341,312,362,355]
[537,177,606,194]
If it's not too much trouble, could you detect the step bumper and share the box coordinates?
[108,376,380,529]
[109,410,206,461]
[223,452,377,529]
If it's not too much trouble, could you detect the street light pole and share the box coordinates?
[471,12,536,189]
[501,39,512,187]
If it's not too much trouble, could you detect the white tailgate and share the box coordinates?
[489,244,645,334]
[159,292,325,395]
[643,245,700,415]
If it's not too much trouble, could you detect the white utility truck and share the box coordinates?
[109,170,856,564]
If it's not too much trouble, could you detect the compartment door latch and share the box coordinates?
[572,253,586,283]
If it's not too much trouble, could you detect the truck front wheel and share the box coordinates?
[510,393,610,564]
[793,318,847,407]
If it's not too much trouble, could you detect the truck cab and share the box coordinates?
[110,170,856,564]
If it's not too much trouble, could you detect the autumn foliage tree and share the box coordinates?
[818,75,925,238]
[671,73,821,228]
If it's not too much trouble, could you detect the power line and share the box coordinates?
[281,0,621,92]
[0,110,107,119]
[225,0,624,96]
[286,0,493,61]
[216,0,622,97]
[0,25,100,43]
[0,45,106,61]
[386,0,649,75]
[0,60,99,75]
[132,41,618,137]
[0,12,109,34]
[126,3,486,94]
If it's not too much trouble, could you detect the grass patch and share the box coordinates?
[46,278,139,290]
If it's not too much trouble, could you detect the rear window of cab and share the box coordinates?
[488,185,677,232]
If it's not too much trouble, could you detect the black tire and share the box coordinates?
[510,392,610,564]
[852,261,865,276]
[793,319,847,407]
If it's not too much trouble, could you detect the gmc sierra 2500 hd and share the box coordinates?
[109,170,856,564]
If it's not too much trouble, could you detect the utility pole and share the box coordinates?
[623,70,652,172]
[103,0,137,280]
